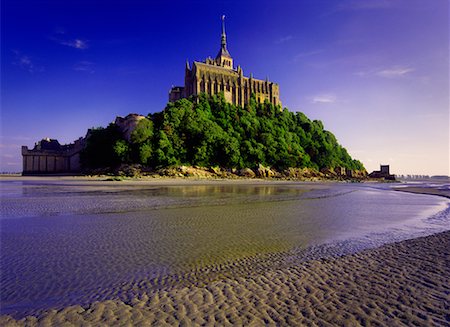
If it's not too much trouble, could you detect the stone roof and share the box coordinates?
[193,61,239,76]
[216,46,231,59]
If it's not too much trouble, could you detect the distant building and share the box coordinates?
[22,138,84,175]
[169,16,281,108]
[21,114,148,175]
[369,164,395,180]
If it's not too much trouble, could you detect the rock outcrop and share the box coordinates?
[114,114,146,142]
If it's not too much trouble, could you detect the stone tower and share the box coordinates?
[215,15,233,69]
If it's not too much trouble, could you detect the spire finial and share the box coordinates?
[222,15,226,34]
[221,15,226,49]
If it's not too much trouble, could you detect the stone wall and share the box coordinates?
[22,138,84,175]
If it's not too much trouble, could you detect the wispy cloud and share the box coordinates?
[74,61,95,73]
[375,67,415,78]
[12,50,43,73]
[356,66,415,78]
[293,49,324,62]
[310,94,337,104]
[321,0,396,17]
[60,39,88,49]
[275,35,293,44]
[50,29,89,49]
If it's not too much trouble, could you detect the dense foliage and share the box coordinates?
[81,94,364,171]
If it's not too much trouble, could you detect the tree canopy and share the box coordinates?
[81,94,365,172]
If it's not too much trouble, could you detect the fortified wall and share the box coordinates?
[21,114,145,175]
[22,138,84,175]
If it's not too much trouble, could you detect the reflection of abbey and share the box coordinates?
[169,17,281,107]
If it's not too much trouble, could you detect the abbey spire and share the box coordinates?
[221,14,227,50]
[169,16,281,107]
[215,15,233,69]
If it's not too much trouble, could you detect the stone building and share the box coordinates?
[22,138,84,175]
[169,16,281,107]
[369,164,395,180]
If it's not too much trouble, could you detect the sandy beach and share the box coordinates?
[1,230,448,326]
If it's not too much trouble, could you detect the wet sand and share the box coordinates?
[394,186,450,199]
[1,231,448,326]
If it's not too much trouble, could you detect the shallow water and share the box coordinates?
[1,179,449,317]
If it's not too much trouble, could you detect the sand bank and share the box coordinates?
[1,231,448,326]
[394,186,450,199]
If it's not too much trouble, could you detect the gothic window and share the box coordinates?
[200,79,205,93]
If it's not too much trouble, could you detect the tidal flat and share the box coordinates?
[1,177,449,325]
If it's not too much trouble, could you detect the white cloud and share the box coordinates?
[50,30,89,49]
[375,67,415,78]
[355,66,415,78]
[310,94,337,104]
[11,50,43,73]
[60,38,88,49]
[322,0,399,17]
[275,35,293,44]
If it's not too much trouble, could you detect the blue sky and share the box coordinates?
[1,0,448,175]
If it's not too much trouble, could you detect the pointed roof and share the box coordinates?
[216,15,232,59]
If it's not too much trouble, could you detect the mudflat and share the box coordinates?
[1,231,448,326]
[1,176,449,325]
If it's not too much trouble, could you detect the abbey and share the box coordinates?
[169,17,281,107]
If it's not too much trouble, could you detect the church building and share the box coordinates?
[169,16,281,108]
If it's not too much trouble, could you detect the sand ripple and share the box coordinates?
[1,231,449,326]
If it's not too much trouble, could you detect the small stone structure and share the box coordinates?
[369,164,395,180]
[169,16,281,107]
[22,138,84,175]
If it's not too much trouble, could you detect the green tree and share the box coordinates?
[113,140,130,163]
[80,124,123,169]
[130,118,153,144]
[80,95,365,173]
